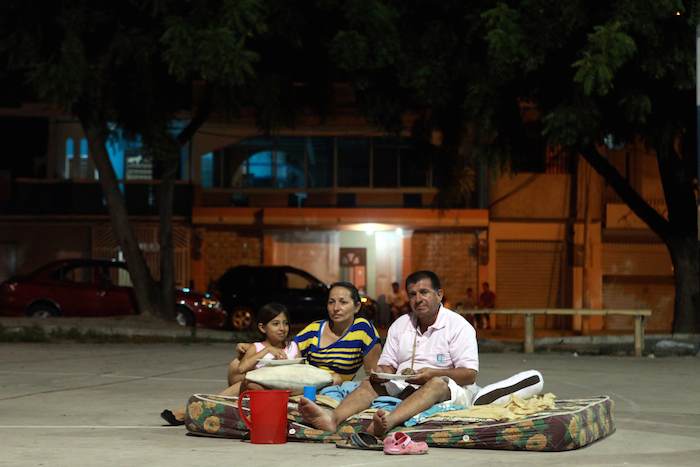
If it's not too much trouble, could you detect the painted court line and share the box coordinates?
[0,369,225,383]
[0,425,176,429]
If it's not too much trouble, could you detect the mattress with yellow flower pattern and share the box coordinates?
[184,393,614,451]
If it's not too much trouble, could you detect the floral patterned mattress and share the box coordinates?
[184,394,614,451]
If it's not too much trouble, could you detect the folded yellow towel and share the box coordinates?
[435,393,557,421]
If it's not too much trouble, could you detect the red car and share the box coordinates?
[0,259,227,329]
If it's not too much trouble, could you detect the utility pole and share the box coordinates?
[696,23,700,241]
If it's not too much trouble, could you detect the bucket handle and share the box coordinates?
[237,390,253,430]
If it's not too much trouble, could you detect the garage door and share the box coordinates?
[496,241,565,329]
[603,278,674,333]
[602,242,674,332]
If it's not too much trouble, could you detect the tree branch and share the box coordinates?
[579,143,669,239]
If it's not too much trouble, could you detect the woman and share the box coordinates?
[161,281,381,425]
[294,281,381,385]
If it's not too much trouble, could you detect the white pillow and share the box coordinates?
[245,364,333,391]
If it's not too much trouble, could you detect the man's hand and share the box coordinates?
[406,368,435,385]
[369,372,389,384]
[369,365,396,384]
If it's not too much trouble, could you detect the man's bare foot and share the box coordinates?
[367,409,392,437]
[298,397,337,432]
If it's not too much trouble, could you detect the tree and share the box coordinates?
[325,0,699,332]
[473,0,698,332]
[1,0,266,321]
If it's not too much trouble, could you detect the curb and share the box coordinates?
[0,317,244,342]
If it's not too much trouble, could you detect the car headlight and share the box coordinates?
[202,297,221,308]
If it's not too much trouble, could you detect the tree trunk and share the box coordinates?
[158,155,178,320]
[580,142,700,333]
[78,115,160,317]
[666,235,700,333]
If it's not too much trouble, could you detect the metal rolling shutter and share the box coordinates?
[602,242,674,332]
[496,241,565,328]
[602,243,672,276]
[603,279,674,333]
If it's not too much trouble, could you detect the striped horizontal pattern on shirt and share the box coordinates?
[294,317,379,380]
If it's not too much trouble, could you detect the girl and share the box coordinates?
[237,302,299,374]
[160,302,296,426]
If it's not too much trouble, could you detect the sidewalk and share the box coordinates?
[3,315,697,356]
[0,315,239,342]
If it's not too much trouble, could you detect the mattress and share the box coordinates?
[184,394,614,451]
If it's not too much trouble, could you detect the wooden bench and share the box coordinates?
[480,309,652,357]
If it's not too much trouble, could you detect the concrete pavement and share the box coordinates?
[1,343,699,466]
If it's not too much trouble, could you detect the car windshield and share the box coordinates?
[284,271,322,289]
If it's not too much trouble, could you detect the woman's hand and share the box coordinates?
[331,373,344,385]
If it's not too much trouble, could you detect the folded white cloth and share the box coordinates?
[473,369,543,405]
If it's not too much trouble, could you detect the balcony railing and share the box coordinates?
[197,186,480,209]
[0,179,193,216]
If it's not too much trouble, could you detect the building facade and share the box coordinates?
[0,109,675,332]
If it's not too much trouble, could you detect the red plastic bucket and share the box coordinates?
[238,390,291,444]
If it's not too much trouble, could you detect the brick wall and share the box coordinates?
[411,231,478,306]
[202,229,261,286]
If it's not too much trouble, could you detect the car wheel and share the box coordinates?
[229,307,254,331]
[175,306,195,327]
[27,303,59,319]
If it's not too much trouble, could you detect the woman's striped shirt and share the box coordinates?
[294,317,379,381]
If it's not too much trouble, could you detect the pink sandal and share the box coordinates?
[383,432,429,455]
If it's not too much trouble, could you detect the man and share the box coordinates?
[298,270,479,437]
[477,281,496,330]
[387,281,409,321]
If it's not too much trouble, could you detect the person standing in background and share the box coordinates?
[456,287,477,327]
[387,281,409,322]
[477,282,495,330]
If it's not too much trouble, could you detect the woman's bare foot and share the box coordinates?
[298,397,337,432]
[367,409,392,437]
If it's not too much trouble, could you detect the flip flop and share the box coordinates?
[383,432,428,455]
[160,409,185,426]
[335,432,383,450]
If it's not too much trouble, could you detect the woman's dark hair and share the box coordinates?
[256,302,290,327]
[327,281,362,305]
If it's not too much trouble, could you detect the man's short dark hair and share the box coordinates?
[405,270,441,291]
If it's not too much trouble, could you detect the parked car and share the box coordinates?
[215,265,377,331]
[0,259,227,329]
